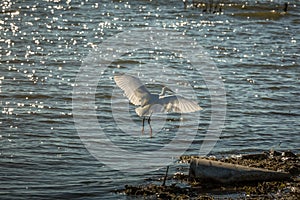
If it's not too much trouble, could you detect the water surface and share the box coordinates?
[1,0,299,199]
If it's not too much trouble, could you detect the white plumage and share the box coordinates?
[114,74,202,137]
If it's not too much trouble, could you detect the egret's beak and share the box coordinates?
[165,87,174,94]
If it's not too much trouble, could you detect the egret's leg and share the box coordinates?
[142,117,145,134]
[148,114,152,138]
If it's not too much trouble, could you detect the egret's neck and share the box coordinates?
[159,87,167,96]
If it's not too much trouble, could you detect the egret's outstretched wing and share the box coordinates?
[157,95,202,113]
[114,74,151,106]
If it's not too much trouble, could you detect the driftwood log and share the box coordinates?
[189,158,291,184]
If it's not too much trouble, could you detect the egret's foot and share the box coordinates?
[148,116,152,138]
[149,128,153,138]
[142,117,145,134]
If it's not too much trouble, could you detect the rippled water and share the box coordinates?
[1,0,299,199]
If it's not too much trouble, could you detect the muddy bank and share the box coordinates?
[118,150,300,199]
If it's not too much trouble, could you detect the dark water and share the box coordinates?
[1,0,299,199]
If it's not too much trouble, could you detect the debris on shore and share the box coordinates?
[118,150,300,199]
[189,157,291,184]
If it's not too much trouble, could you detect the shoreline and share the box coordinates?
[117,150,300,199]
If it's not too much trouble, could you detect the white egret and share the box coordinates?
[114,74,202,137]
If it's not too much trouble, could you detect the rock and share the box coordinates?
[189,158,291,184]
[269,149,282,157]
[282,150,297,158]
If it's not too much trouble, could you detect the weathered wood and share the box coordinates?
[189,158,291,184]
